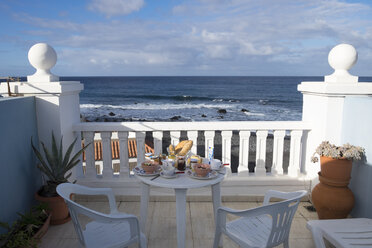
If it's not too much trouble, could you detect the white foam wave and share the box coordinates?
[80,102,233,111]
[243,112,265,116]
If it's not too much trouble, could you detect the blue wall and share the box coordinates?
[0,97,41,233]
[341,96,372,218]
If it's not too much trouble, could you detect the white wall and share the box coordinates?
[341,96,372,218]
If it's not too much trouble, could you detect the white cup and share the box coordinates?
[210,159,222,170]
[162,166,176,176]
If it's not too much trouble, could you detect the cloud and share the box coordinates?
[88,0,144,17]
[7,0,372,76]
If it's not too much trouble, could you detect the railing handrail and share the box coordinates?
[73,121,312,132]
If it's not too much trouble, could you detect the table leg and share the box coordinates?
[140,182,150,233]
[212,183,222,247]
[175,188,187,248]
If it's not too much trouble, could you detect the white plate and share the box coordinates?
[160,171,177,179]
[133,166,160,176]
[186,170,218,180]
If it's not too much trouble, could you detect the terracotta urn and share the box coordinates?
[311,156,354,219]
[35,192,71,225]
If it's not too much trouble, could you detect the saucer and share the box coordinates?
[160,171,177,179]
[186,170,218,180]
[211,164,224,171]
[133,166,160,176]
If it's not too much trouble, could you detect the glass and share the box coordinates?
[177,156,186,171]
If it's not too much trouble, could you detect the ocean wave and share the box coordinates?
[80,102,233,111]
[127,94,216,101]
[243,112,265,116]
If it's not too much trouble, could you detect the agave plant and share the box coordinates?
[31,133,90,197]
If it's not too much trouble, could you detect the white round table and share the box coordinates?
[135,169,225,248]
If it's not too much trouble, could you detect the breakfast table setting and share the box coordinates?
[132,140,227,248]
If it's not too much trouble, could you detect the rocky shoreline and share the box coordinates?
[81,108,252,122]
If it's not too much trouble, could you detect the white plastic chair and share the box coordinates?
[213,190,307,248]
[57,183,147,248]
[307,218,372,248]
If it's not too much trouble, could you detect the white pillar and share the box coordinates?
[298,44,372,180]
[0,43,84,177]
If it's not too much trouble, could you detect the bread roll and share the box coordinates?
[175,140,188,154]
[179,140,193,156]
[168,144,175,154]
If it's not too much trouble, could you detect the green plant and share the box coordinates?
[0,204,49,248]
[311,141,365,163]
[31,132,90,197]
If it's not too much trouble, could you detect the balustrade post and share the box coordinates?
[272,130,286,175]
[170,131,181,146]
[204,131,215,158]
[83,131,95,177]
[153,131,163,155]
[239,131,250,172]
[118,131,129,175]
[221,131,232,167]
[288,130,303,177]
[256,130,268,176]
[101,132,113,176]
[187,131,198,155]
[136,131,146,167]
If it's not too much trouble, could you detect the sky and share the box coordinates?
[1,0,372,76]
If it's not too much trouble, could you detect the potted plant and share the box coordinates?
[31,133,90,225]
[0,204,50,248]
[311,141,365,219]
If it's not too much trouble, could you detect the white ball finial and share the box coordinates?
[27,43,59,83]
[328,44,357,71]
[325,44,358,83]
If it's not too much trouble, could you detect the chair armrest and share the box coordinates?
[69,185,119,214]
[218,205,274,219]
[93,188,118,214]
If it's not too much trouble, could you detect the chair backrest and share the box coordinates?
[56,183,119,247]
[265,190,307,248]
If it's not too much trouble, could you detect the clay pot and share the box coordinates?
[320,156,352,181]
[34,214,51,240]
[312,156,354,219]
[312,173,354,219]
[35,192,71,225]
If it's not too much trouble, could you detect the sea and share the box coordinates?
[60,76,324,122]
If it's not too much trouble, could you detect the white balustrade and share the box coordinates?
[170,131,181,146]
[204,131,215,157]
[101,131,112,176]
[288,130,303,177]
[256,130,268,176]
[118,131,129,174]
[83,131,95,176]
[187,131,198,155]
[221,131,232,165]
[239,131,251,171]
[153,131,163,155]
[136,132,146,167]
[272,130,286,175]
[73,121,312,179]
